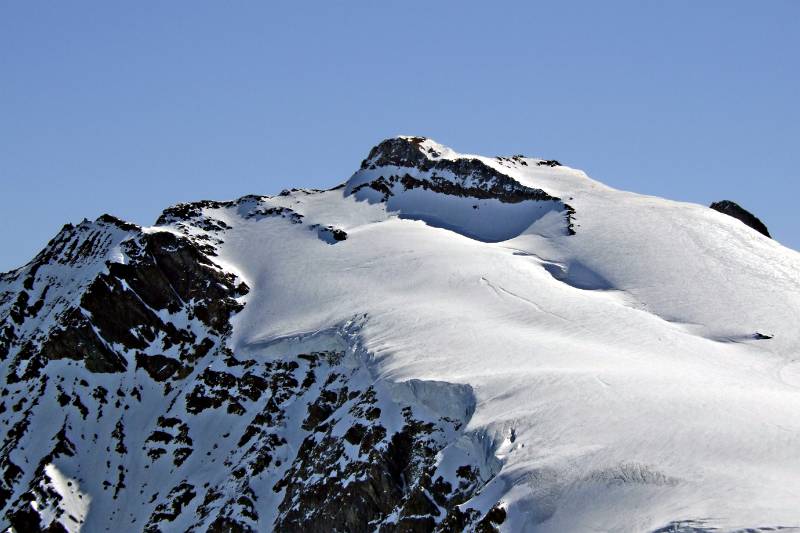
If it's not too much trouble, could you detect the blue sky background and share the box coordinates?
[1,1,797,271]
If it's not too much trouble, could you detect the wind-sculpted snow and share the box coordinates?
[2,136,800,532]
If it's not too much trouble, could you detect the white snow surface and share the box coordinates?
[154,138,800,531]
[5,136,800,531]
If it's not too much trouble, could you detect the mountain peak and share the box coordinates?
[346,137,574,242]
[359,136,457,170]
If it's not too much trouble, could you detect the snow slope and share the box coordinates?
[2,136,800,532]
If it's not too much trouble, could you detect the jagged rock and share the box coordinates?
[316,226,348,244]
[347,136,577,241]
[356,137,560,204]
[710,200,771,237]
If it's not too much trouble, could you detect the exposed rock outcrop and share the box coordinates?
[710,200,771,238]
[347,136,576,241]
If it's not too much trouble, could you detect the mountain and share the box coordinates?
[1,136,799,532]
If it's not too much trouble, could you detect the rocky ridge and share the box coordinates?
[710,200,771,238]
[345,137,576,240]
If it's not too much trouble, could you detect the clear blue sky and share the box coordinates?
[1,1,798,271]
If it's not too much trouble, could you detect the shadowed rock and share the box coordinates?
[710,200,771,238]
[347,136,577,241]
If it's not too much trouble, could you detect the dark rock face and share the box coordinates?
[351,136,577,238]
[2,219,246,383]
[361,136,436,169]
[537,159,561,167]
[271,357,495,533]
[0,214,254,530]
[316,226,348,244]
[710,200,771,238]
[358,137,561,205]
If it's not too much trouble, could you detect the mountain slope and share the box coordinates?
[2,136,800,532]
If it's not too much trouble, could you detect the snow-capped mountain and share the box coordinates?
[1,136,799,532]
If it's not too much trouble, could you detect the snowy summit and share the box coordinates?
[1,136,799,532]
